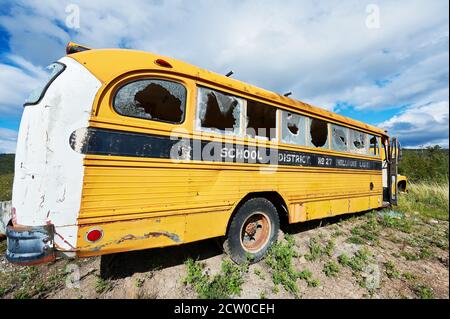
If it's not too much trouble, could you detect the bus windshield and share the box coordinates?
[24,62,65,106]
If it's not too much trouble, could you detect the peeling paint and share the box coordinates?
[88,231,181,252]
[70,127,89,153]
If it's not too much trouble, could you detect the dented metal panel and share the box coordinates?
[6,224,55,265]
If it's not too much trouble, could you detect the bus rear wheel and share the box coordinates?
[224,198,280,264]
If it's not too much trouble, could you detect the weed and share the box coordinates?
[13,290,31,299]
[338,247,371,273]
[0,264,66,299]
[272,285,279,294]
[298,269,320,287]
[400,251,419,261]
[380,214,414,233]
[414,284,435,299]
[331,230,345,238]
[402,272,417,281]
[418,247,434,259]
[304,237,335,261]
[323,261,340,277]
[384,261,400,279]
[253,268,265,281]
[95,276,113,294]
[265,235,300,297]
[346,236,366,245]
[135,277,145,288]
[183,258,247,299]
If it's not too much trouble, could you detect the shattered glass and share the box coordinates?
[246,100,277,140]
[114,79,186,123]
[197,87,243,135]
[281,111,307,145]
[309,118,328,148]
[331,124,349,152]
[350,130,369,154]
[369,135,380,156]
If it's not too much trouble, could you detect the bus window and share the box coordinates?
[197,87,243,135]
[246,100,277,140]
[309,118,329,148]
[114,79,186,123]
[349,129,369,155]
[281,110,307,146]
[369,135,380,156]
[331,124,349,152]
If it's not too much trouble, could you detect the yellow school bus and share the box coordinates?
[6,42,401,265]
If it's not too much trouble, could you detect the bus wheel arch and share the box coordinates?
[223,192,287,264]
[398,181,407,192]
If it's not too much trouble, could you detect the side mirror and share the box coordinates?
[398,141,403,161]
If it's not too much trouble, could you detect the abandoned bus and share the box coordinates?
[6,42,401,265]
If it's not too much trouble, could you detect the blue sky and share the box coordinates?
[0,0,448,153]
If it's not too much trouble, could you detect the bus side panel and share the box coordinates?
[76,157,382,255]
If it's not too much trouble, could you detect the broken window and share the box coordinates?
[197,87,242,135]
[349,129,369,154]
[114,79,186,123]
[281,110,307,145]
[331,124,349,152]
[309,118,329,148]
[246,100,277,140]
[369,135,380,156]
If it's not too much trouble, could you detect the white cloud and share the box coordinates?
[379,101,449,148]
[0,0,448,151]
[0,56,46,115]
[0,128,18,153]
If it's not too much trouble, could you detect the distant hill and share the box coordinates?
[0,154,14,201]
[0,154,14,175]
[399,147,449,183]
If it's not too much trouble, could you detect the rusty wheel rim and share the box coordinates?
[240,212,271,253]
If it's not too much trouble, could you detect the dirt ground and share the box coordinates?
[0,209,448,299]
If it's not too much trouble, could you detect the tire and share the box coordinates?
[223,198,280,264]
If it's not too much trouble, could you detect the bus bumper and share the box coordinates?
[5,224,56,265]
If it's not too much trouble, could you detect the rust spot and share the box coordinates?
[88,231,181,252]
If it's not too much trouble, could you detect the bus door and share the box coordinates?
[389,137,399,205]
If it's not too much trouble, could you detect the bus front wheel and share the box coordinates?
[224,198,280,264]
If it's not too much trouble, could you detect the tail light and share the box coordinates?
[86,228,103,243]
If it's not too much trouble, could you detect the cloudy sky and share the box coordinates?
[0,0,448,153]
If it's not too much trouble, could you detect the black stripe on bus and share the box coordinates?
[69,127,382,171]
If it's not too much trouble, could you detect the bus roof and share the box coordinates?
[68,46,388,136]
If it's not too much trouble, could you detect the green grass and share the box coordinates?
[323,261,340,277]
[413,284,435,299]
[253,268,265,280]
[384,261,400,279]
[298,269,320,287]
[304,236,335,261]
[265,234,301,297]
[397,181,449,221]
[183,258,247,299]
[0,154,14,201]
[379,213,415,233]
[95,276,113,294]
[265,234,322,295]
[402,272,417,281]
[338,247,371,273]
[348,213,380,245]
[0,172,13,201]
[0,265,66,299]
